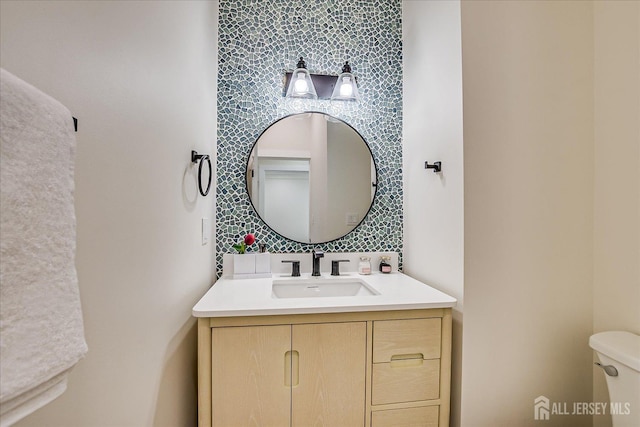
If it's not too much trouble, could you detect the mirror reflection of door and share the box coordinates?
[246,113,376,244]
[258,159,310,243]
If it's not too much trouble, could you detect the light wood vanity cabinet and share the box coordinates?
[370,318,445,427]
[198,308,451,427]
[210,322,366,426]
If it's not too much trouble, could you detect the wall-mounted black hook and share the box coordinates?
[192,150,206,163]
[425,161,442,173]
[191,150,212,196]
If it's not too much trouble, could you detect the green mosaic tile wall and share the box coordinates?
[217,0,402,276]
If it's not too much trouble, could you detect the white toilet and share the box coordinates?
[589,331,640,427]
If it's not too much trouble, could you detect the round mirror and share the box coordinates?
[246,112,377,244]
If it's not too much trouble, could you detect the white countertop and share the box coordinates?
[192,272,457,317]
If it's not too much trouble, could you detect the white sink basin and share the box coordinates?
[272,278,380,299]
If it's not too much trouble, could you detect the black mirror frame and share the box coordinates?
[245,111,378,245]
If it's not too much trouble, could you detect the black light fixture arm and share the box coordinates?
[283,71,336,99]
[191,150,212,197]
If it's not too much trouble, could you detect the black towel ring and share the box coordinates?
[191,150,212,197]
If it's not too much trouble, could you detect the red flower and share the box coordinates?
[233,233,256,254]
[244,233,256,246]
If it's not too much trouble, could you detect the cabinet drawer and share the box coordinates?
[371,406,439,427]
[372,358,440,405]
[373,319,441,363]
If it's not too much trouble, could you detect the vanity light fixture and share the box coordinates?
[330,61,359,102]
[285,57,318,99]
[283,57,361,101]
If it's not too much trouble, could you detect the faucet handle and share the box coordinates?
[281,260,301,277]
[331,260,350,276]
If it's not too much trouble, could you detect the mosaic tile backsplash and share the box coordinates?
[217,0,403,276]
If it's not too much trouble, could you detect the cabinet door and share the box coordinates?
[292,322,367,427]
[211,325,291,427]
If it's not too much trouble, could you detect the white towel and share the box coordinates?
[0,69,87,426]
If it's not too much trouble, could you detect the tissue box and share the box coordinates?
[233,253,271,279]
[233,254,255,277]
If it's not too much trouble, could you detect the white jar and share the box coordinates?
[358,256,371,275]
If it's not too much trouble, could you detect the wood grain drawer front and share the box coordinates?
[371,406,439,427]
[371,358,440,405]
[373,318,441,363]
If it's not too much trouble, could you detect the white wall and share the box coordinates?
[402,1,464,426]
[593,0,640,341]
[327,121,372,239]
[460,1,594,426]
[0,1,217,426]
[593,2,640,426]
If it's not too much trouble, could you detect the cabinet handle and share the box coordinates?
[284,351,299,386]
[284,351,291,386]
[390,353,424,368]
[390,353,424,361]
[292,350,299,386]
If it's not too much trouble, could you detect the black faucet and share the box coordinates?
[311,248,324,276]
[331,260,350,276]
[281,260,301,277]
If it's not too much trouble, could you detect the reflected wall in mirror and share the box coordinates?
[246,112,377,244]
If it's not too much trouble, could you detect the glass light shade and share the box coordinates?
[331,62,359,102]
[286,61,317,99]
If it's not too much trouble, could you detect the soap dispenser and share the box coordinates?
[379,256,392,273]
[358,256,371,275]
